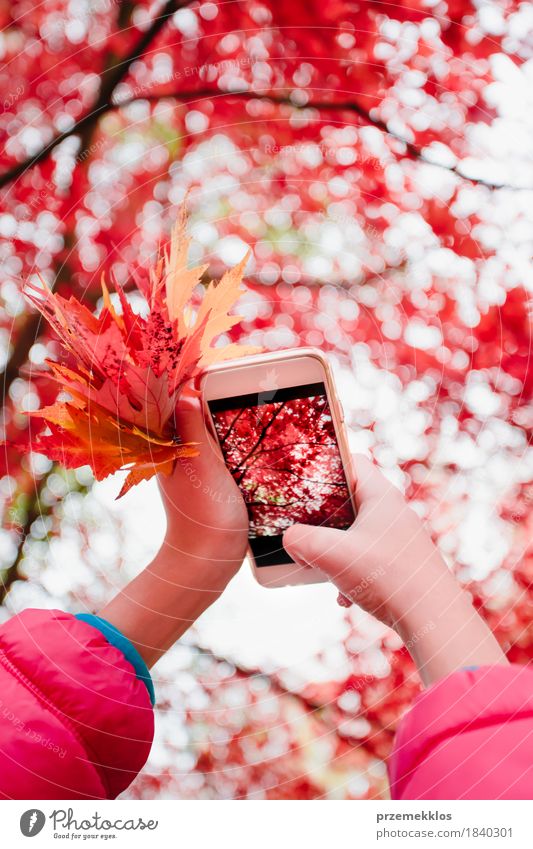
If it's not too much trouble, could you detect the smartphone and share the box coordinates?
[201,348,356,587]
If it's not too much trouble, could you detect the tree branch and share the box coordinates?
[0,5,185,605]
[116,87,527,191]
[232,401,287,484]
[0,0,186,403]
[210,264,407,292]
[0,0,183,191]
[257,466,348,488]
[1,468,92,603]
[218,408,246,446]
[1,473,51,603]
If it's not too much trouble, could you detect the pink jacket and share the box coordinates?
[0,609,153,799]
[0,608,531,799]
[389,663,533,799]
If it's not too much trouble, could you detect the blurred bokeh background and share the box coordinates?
[0,0,532,798]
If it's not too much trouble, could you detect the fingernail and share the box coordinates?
[336,592,353,608]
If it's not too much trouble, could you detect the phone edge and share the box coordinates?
[201,347,356,588]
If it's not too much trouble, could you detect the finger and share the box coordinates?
[173,395,206,444]
[174,395,222,457]
[351,454,399,510]
[178,380,225,445]
[160,400,226,501]
[282,523,356,590]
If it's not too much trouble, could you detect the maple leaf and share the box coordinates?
[20,206,259,497]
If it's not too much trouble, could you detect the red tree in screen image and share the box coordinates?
[212,395,354,536]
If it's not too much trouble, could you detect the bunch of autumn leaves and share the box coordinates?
[22,208,256,496]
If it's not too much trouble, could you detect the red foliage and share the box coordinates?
[12,210,255,495]
[0,0,531,800]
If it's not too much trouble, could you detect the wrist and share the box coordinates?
[389,563,462,638]
[154,536,245,589]
[102,543,244,669]
[393,576,508,686]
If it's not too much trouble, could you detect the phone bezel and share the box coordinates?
[201,347,356,588]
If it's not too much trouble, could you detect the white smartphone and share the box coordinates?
[201,347,356,587]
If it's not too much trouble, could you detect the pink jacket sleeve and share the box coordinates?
[389,664,533,799]
[0,609,154,800]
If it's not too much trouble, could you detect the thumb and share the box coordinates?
[283,523,354,590]
[172,396,224,466]
[173,394,209,445]
[158,397,225,504]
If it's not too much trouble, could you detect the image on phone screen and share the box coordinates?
[208,382,355,566]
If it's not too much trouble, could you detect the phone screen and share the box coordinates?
[208,381,355,566]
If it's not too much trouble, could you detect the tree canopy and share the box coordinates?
[0,0,531,799]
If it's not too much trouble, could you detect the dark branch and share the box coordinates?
[219,408,246,446]
[189,642,328,718]
[1,468,92,603]
[0,0,182,191]
[116,87,525,191]
[1,474,47,603]
[211,264,407,292]
[260,466,348,487]
[232,402,287,484]
[3,314,42,390]
[0,0,185,403]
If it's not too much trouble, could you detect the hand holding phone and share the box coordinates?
[284,455,508,686]
[202,348,356,587]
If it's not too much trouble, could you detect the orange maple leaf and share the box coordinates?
[20,206,258,497]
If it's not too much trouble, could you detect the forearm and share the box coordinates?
[99,543,239,668]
